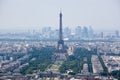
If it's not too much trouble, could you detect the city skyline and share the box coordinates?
[0,0,120,32]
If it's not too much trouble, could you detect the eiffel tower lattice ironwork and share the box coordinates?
[57,12,65,52]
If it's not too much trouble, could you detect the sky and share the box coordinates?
[0,0,120,32]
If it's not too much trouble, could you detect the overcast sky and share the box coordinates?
[0,0,120,32]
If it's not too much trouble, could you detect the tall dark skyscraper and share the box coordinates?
[57,12,65,52]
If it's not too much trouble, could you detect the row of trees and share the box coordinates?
[98,55,108,76]
[59,47,96,74]
[21,46,55,74]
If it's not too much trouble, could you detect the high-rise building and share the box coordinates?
[101,32,104,38]
[75,26,82,35]
[50,29,58,40]
[42,27,51,39]
[88,26,94,38]
[115,30,119,38]
[82,26,88,38]
[75,26,82,39]
[64,27,71,38]
[42,27,51,34]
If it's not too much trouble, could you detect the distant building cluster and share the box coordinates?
[41,26,94,40]
[76,41,120,55]
[40,26,120,40]
[0,26,119,40]
[96,42,120,54]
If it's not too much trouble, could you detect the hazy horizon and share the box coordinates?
[0,0,120,33]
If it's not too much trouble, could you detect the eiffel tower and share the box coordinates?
[57,12,66,53]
